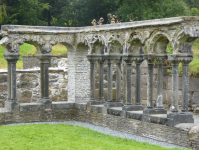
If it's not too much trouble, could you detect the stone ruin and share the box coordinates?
[0,16,199,149]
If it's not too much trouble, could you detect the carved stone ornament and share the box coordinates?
[4,54,20,63]
[35,54,52,63]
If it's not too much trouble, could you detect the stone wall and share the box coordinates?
[0,69,68,107]
[23,55,67,69]
[0,102,198,149]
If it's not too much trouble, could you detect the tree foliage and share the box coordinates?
[0,0,199,27]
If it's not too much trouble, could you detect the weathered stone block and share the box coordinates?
[0,84,7,91]
[52,102,75,110]
[17,81,39,89]
[0,74,7,83]
[19,73,38,82]
[17,90,32,103]
[20,103,44,112]
[60,88,68,100]
[192,92,199,105]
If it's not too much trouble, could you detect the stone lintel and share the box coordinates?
[167,112,194,126]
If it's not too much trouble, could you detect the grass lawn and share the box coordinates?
[0,43,67,69]
[0,124,183,150]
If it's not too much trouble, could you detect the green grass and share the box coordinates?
[0,124,183,150]
[0,43,67,69]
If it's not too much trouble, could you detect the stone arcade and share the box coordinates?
[0,16,199,149]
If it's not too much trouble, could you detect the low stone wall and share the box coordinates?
[23,55,67,69]
[0,102,198,149]
[0,69,68,107]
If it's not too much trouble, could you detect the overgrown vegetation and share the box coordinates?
[0,124,183,150]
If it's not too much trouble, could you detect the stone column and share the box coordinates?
[122,55,144,111]
[167,54,194,126]
[4,54,20,112]
[97,56,106,104]
[104,56,114,107]
[181,57,193,112]
[143,55,156,114]
[36,54,52,109]
[155,56,167,114]
[134,58,145,110]
[87,55,97,105]
[168,55,180,113]
[114,56,124,107]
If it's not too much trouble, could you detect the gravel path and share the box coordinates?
[5,121,187,149]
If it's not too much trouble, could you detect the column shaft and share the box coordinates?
[116,59,122,102]
[37,55,52,109]
[147,63,154,108]
[171,63,179,112]
[90,62,96,101]
[156,62,163,108]
[182,63,189,112]
[126,63,132,105]
[107,59,113,102]
[135,62,141,105]
[4,54,20,112]
[98,59,105,102]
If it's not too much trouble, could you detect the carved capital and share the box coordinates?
[155,54,167,64]
[91,55,106,63]
[0,37,20,54]
[4,54,20,63]
[35,54,52,63]
[143,54,156,64]
[167,54,192,64]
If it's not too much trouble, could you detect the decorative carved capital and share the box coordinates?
[4,54,20,63]
[168,54,192,64]
[122,55,144,64]
[91,55,106,63]
[143,54,156,64]
[35,54,52,63]
[0,37,20,54]
[155,54,167,64]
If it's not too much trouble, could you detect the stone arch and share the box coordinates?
[128,39,144,55]
[109,40,122,54]
[147,30,172,54]
[92,40,104,54]
[173,29,199,54]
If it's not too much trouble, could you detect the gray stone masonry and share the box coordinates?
[4,54,20,112]
[36,54,52,109]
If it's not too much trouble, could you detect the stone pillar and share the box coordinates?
[36,54,52,109]
[143,55,156,114]
[167,54,194,126]
[97,56,106,104]
[104,56,114,107]
[155,56,167,114]
[4,54,20,112]
[122,55,144,111]
[181,57,193,112]
[114,56,124,107]
[87,55,97,105]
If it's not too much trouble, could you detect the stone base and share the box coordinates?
[87,100,106,105]
[167,112,194,126]
[122,105,144,111]
[37,98,52,109]
[154,108,167,114]
[5,100,19,112]
[143,108,156,114]
[104,102,124,107]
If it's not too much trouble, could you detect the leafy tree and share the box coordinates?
[191,8,199,16]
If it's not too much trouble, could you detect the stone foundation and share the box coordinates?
[0,102,198,149]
